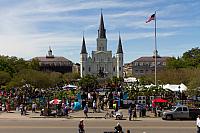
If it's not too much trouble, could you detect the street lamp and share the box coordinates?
[178,85,182,104]
[135,79,139,104]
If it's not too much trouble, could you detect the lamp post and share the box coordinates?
[135,79,139,104]
[178,85,182,104]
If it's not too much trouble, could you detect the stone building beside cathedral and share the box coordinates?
[80,12,123,78]
[32,47,73,74]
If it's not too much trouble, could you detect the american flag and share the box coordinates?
[146,14,155,23]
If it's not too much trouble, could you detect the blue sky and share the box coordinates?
[0,0,199,63]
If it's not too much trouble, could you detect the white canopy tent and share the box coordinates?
[163,83,187,93]
[62,84,77,90]
[145,83,187,93]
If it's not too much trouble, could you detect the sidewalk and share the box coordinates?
[0,109,158,120]
[0,111,31,120]
[70,109,157,119]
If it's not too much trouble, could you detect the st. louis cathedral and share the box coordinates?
[80,12,123,78]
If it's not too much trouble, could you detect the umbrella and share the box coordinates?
[152,98,168,103]
[62,84,77,90]
[49,99,61,104]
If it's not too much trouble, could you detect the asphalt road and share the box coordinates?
[0,118,196,133]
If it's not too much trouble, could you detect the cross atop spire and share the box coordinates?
[98,10,106,38]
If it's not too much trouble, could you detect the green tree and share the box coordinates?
[63,72,80,84]
[0,55,29,76]
[186,68,200,97]
[8,69,50,88]
[166,47,200,69]
[78,75,98,92]
[166,57,186,69]
[0,56,15,76]
[124,80,140,100]
[182,47,200,68]
[157,68,190,85]
[28,58,40,70]
[139,76,154,85]
[49,72,63,87]
[111,76,123,88]
[0,71,11,86]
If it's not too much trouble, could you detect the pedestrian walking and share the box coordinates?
[64,106,69,117]
[154,107,157,117]
[32,102,36,113]
[128,105,132,121]
[114,122,123,133]
[0,102,2,111]
[83,104,88,118]
[93,100,97,113]
[196,115,200,133]
[78,119,85,133]
[23,104,27,115]
[2,104,5,112]
[19,104,23,116]
[127,129,130,133]
[6,101,10,113]
[40,108,44,116]
[133,107,137,120]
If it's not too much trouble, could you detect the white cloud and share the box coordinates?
[0,0,199,63]
[107,31,176,41]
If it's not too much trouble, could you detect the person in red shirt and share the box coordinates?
[78,119,85,133]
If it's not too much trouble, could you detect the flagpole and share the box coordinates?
[154,11,157,86]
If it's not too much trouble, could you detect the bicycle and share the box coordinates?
[104,110,114,119]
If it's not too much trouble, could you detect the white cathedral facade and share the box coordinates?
[80,12,123,78]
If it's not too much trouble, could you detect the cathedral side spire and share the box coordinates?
[81,35,87,54]
[98,10,106,38]
[117,34,123,54]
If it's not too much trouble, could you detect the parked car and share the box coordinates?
[162,105,200,120]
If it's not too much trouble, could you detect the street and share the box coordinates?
[0,118,196,133]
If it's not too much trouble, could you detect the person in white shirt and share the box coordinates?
[196,115,200,133]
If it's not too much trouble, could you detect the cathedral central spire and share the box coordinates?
[98,10,106,38]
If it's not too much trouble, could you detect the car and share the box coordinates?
[162,105,200,120]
